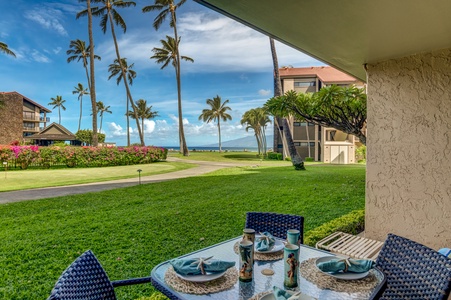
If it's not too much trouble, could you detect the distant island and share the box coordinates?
[201,135,273,149]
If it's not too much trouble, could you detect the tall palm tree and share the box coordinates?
[108,57,136,146]
[77,0,144,146]
[96,101,112,133]
[198,95,232,152]
[241,107,271,156]
[0,42,16,57]
[151,35,193,155]
[48,95,66,125]
[126,99,158,145]
[72,83,89,131]
[143,0,190,156]
[66,39,100,92]
[269,37,305,170]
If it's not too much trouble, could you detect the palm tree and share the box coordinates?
[0,42,16,57]
[151,35,193,155]
[66,39,100,92]
[77,0,144,146]
[268,37,305,170]
[241,107,271,156]
[96,101,112,133]
[72,83,89,132]
[198,95,232,152]
[126,99,158,145]
[143,0,190,156]
[48,95,66,125]
[108,57,136,146]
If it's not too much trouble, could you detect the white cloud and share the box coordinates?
[24,7,68,36]
[31,50,50,63]
[143,119,156,134]
[258,89,271,96]
[53,47,62,54]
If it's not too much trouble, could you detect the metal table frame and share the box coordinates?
[151,237,385,300]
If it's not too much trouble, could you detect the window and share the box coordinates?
[293,122,301,126]
[23,111,35,120]
[23,122,35,129]
[294,81,316,87]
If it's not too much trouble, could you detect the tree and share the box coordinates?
[270,85,367,145]
[96,101,112,133]
[268,37,305,170]
[198,95,232,152]
[241,107,271,156]
[72,83,89,132]
[144,0,190,156]
[108,57,136,146]
[151,35,193,155]
[76,129,105,145]
[66,39,100,92]
[48,95,67,125]
[126,99,158,145]
[0,41,16,57]
[77,0,144,146]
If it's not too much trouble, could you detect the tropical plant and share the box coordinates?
[96,101,112,133]
[198,95,232,152]
[108,57,136,146]
[77,0,144,146]
[144,0,190,156]
[126,99,158,145]
[151,35,193,155]
[48,95,67,125]
[268,37,305,170]
[240,107,271,156]
[0,41,16,57]
[72,83,90,132]
[66,39,100,92]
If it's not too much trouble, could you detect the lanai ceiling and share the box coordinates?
[194,0,451,81]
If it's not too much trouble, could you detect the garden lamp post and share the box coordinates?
[137,169,142,185]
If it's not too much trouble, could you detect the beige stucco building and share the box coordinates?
[195,0,451,250]
[275,66,364,164]
[0,92,50,145]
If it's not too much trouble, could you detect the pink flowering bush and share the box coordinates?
[0,145,167,169]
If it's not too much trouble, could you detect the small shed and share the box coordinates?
[25,123,80,146]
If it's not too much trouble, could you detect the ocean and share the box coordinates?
[161,146,260,152]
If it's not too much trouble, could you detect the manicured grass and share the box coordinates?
[0,162,194,192]
[0,164,365,299]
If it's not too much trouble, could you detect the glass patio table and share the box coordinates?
[151,237,385,300]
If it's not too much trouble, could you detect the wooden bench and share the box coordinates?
[315,231,383,260]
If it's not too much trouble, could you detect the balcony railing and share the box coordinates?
[40,117,50,122]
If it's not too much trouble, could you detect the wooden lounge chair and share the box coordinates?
[47,250,150,300]
[245,212,304,244]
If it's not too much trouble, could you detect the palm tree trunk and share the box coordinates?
[141,118,145,146]
[305,122,311,158]
[171,9,189,156]
[100,114,103,133]
[58,106,61,124]
[126,93,130,146]
[107,11,144,146]
[87,0,98,146]
[270,37,304,170]
[218,120,222,152]
[78,96,82,132]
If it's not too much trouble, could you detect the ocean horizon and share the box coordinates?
[161,146,262,152]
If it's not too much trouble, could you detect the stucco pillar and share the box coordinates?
[366,48,451,249]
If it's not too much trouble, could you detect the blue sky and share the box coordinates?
[0,0,323,147]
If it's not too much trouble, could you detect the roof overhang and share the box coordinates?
[194,0,451,81]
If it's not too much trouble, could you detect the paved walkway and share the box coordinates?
[0,157,255,204]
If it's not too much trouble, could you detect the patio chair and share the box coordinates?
[47,250,151,300]
[245,212,304,244]
[369,233,451,300]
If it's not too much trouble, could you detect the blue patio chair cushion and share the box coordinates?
[373,233,451,300]
[438,248,451,258]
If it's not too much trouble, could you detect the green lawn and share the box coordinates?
[0,162,194,192]
[0,163,365,299]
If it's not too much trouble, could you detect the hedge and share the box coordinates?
[304,209,365,247]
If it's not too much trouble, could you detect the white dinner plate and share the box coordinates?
[175,270,226,282]
[315,256,369,280]
[261,291,317,300]
[255,235,285,253]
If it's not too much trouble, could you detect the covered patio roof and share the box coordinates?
[194,0,451,81]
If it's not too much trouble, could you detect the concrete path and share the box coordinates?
[0,157,255,204]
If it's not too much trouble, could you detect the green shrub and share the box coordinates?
[355,145,366,163]
[304,209,365,246]
[305,157,314,162]
[267,152,283,160]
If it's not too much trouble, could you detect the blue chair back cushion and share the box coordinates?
[47,250,117,300]
[375,233,451,300]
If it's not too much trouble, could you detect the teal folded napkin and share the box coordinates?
[256,232,275,251]
[273,286,302,300]
[317,258,374,273]
[169,256,235,276]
